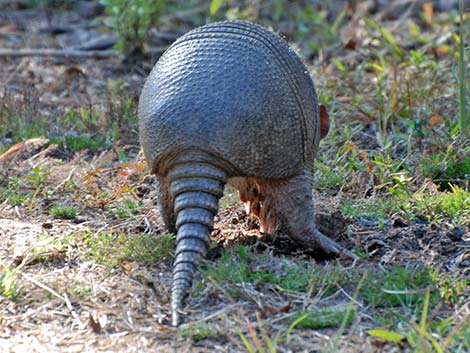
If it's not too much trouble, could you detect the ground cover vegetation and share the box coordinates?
[0,0,469,352]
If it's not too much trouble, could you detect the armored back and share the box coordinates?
[139,21,320,179]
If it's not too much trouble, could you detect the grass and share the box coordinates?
[360,265,438,309]
[199,246,352,300]
[81,231,175,268]
[0,261,22,302]
[49,204,78,220]
[200,244,469,351]
[0,167,50,209]
[412,183,470,224]
[180,322,221,342]
[458,0,469,133]
[0,79,136,156]
[290,308,355,330]
[108,199,141,219]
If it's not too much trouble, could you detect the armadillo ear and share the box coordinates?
[319,105,330,139]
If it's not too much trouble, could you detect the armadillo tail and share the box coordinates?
[168,161,227,326]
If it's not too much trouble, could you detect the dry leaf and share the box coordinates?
[428,113,441,128]
[88,313,102,334]
[422,2,434,26]
[319,105,330,139]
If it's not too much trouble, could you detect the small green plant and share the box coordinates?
[0,167,52,208]
[341,198,400,223]
[81,231,175,267]
[367,287,470,353]
[106,79,139,140]
[66,280,92,297]
[412,183,470,224]
[419,138,470,190]
[108,199,141,219]
[180,322,220,342]
[0,261,22,301]
[0,94,121,152]
[290,308,354,330]
[458,0,469,133]
[199,245,265,297]
[361,265,438,311]
[99,0,167,55]
[50,135,110,153]
[201,247,352,304]
[0,183,27,206]
[27,166,50,212]
[49,204,77,220]
[239,312,279,353]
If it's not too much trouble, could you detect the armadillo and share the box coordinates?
[138,20,347,326]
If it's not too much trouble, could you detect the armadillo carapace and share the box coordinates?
[138,20,347,326]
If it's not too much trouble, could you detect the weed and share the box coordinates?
[239,312,279,353]
[180,322,220,342]
[0,167,51,209]
[211,1,344,57]
[0,261,22,301]
[200,246,353,309]
[66,280,92,297]
[420,146,470,190]
[108,198,141,219]
[361,265,438,311]
[314,132,371,190]
[434,273,469,304]
[49,204,77,220]
[50,135,110,153]
[341,198,400,223]
[99,0,167,56]
[290,308,354,330]
[412,183,470,224]
[314,157,349,190]
[0,180,28,206]
[367,287,470,352]
[105,79,139,140]
[81,231,175,267]
[458,0,469,133]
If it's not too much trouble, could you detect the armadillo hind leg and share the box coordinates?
[167,160,227,326]
[267,171,350,257]
[155,175,176,233]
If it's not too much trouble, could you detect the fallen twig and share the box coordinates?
[0,48,118,58]
[20,271,82,324]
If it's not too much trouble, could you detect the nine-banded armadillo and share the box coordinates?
[138,20,347,326]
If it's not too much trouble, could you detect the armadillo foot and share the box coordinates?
[230,173,355,259]
[303,227,356,259]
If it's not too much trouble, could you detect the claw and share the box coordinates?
[310,228,357,259]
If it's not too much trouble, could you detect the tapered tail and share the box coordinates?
[168,161,227,326]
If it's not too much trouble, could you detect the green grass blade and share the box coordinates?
[238,330,256,353]
[459,0,468,133]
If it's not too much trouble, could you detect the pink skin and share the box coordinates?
[228,173,348,257]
